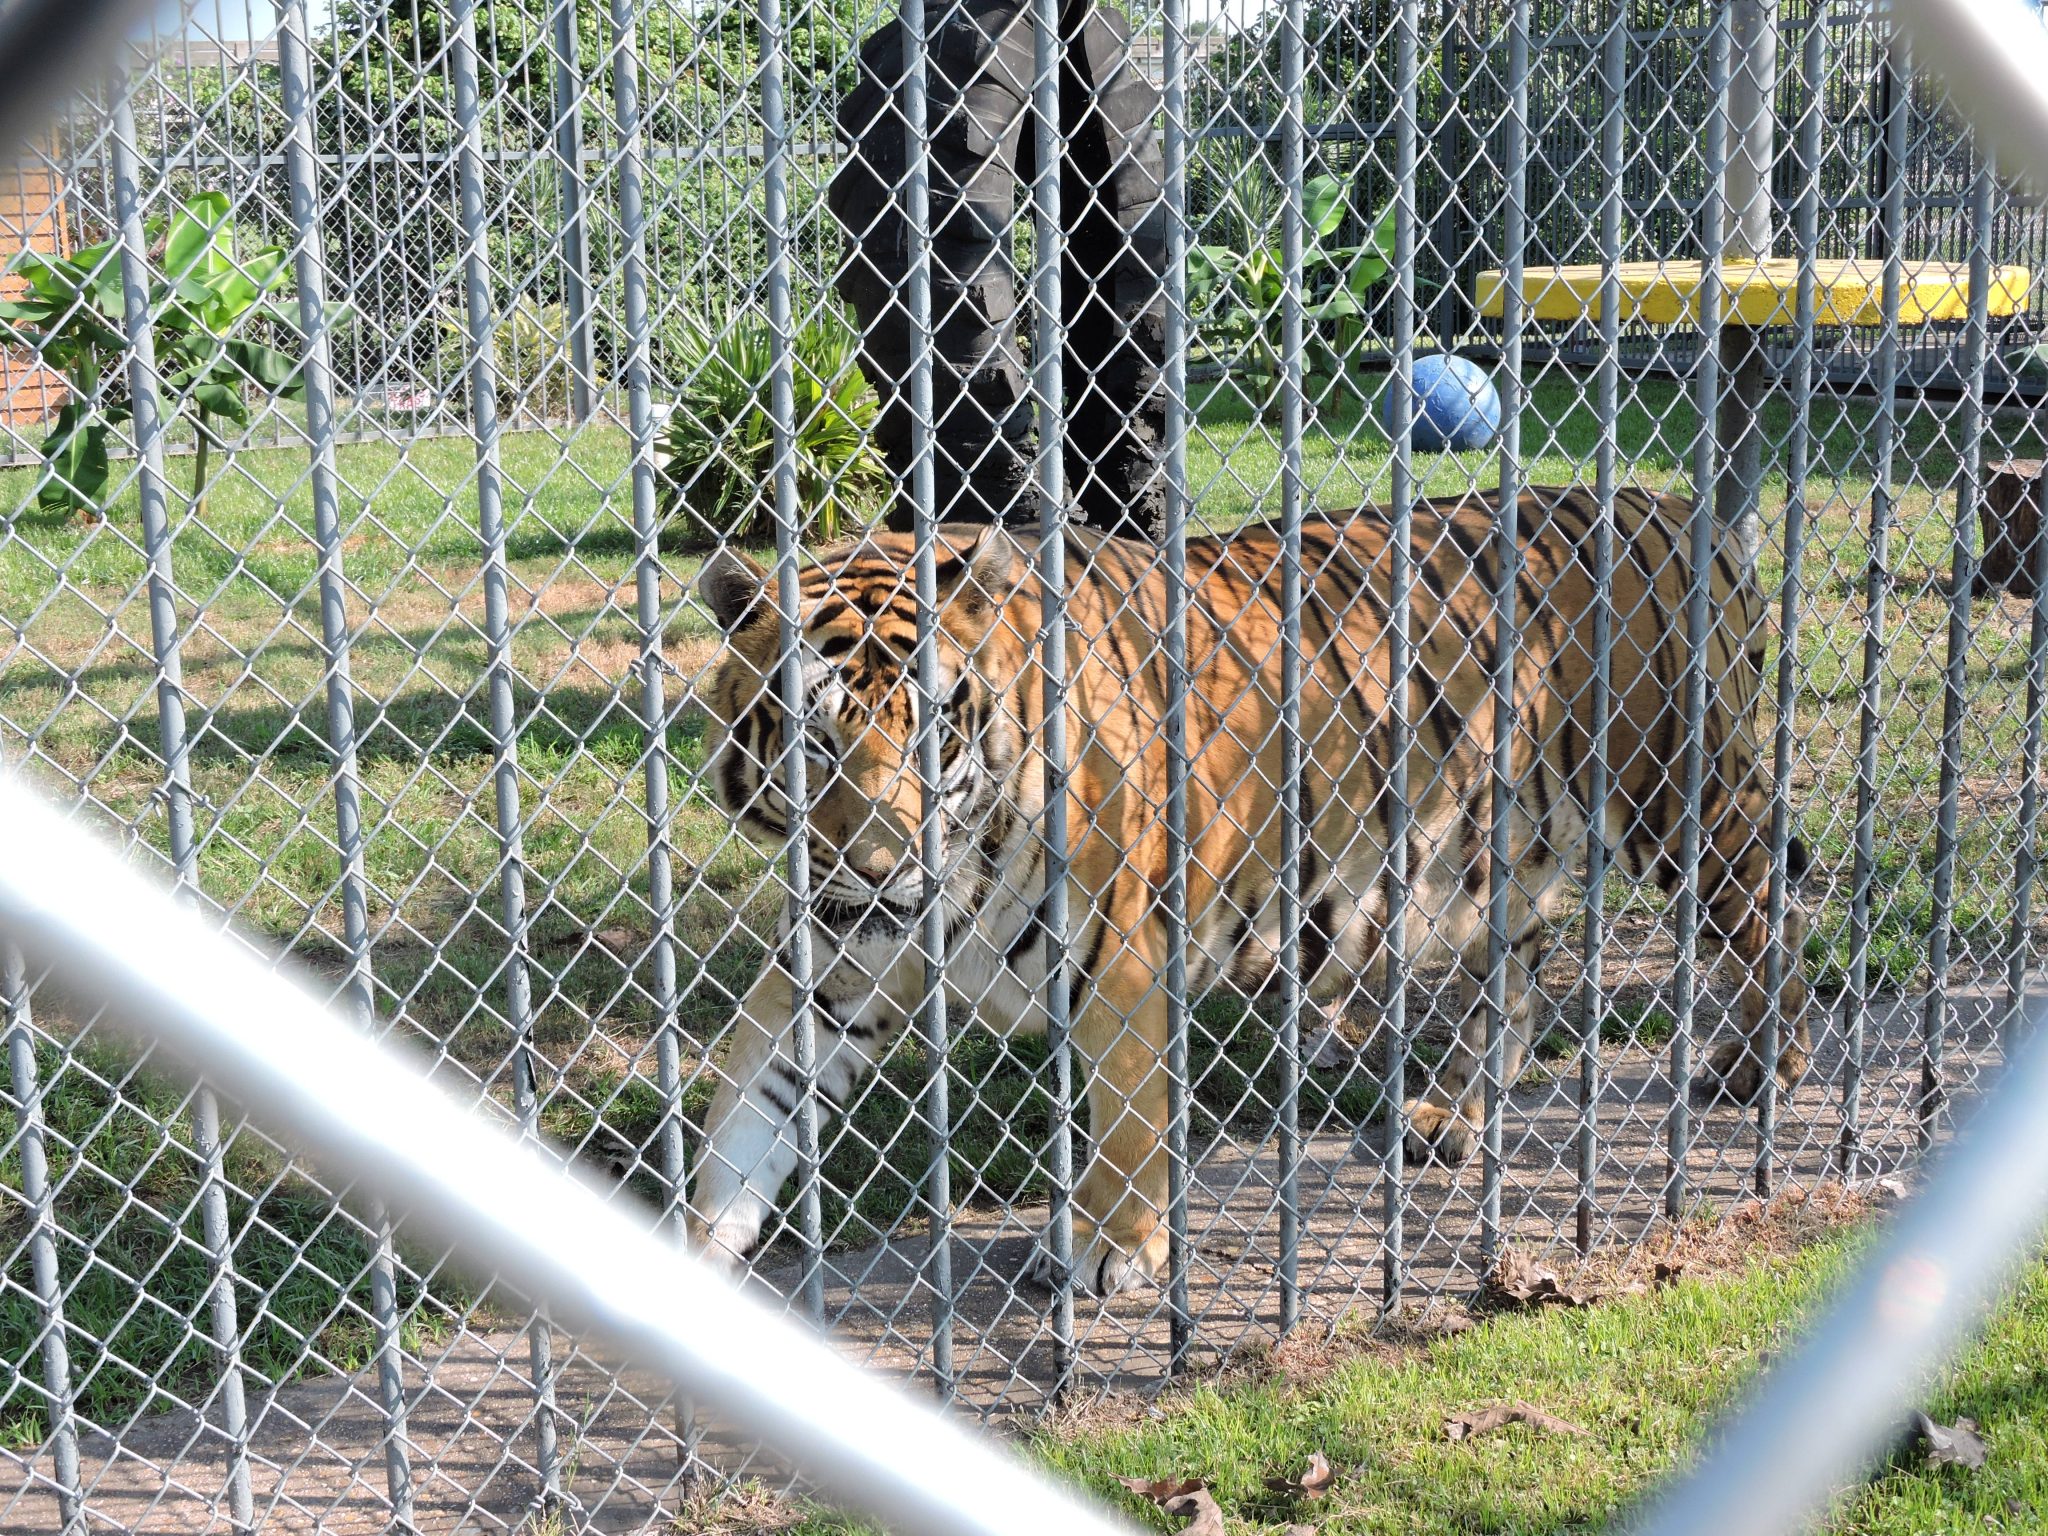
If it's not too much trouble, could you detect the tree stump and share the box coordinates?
[1975,460,2047,597]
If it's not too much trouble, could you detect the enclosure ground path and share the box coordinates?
[0,988,2004,1534]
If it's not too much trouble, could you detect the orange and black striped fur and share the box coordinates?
[686,486,1812,1297]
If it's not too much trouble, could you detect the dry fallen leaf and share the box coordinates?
[1117,1475,1227,1534]
[1478,1249,1592,1311]
[1444,1402,1588,1442]
[1905,1411,1988,1470]
[1283,1526,1319,1536]
[1303,1023,1353,1070]
[1263,1450,1334,1499]
[1653,1260,1685,1289]
[1159,1488,1226,1535]
[1117,1475,1205,1503]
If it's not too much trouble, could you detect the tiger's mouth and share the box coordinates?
[811,891,916,939]
[806,872,928,939]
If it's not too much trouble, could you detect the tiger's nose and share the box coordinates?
[854,849,897,883]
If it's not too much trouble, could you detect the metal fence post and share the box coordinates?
[550,0,595,424]
[275,0,416,1523]
[1275,0,1308,1338]
[899,0,953,1404]
[1030,0,1077,1397]
[1482,0,1532,1266]
[2,929,81,1534]
[1758,0,1828,1201]
[450,0,563,1506]
[1577,0,1626,1253]
[754,0,827,1326]
[607,0,697,1479]
[1844,30,1911,1177]
[1921,152,1995,1141]
[1670,7,1732,1220]
[1380,0,1420,1309]
[1161,0,1195,1372]
[110,70,256,1535]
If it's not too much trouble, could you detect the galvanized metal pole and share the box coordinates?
[1921,155,1995,1145]
[1381,0,1420,1310]
[1482,0,1531,1265]
[1758,1,1827,1200]
[1671,9,1732,1219]
[110,71,255,1535]
[275,0,416,1521]
[608,0,698,1478]
[1631,1013,2048,1536]
[1715,0,1778,565]
[2,928,81,1534]
[450,0,562,1504]
[1578,0,1625,1254]
[1275,0,1307,1337]
[549,0,594,423]
[1161,0,1195,1373]
[900,0,954,1402]
[1843,33,1911,1178]
[755,0,827,1325]
[1030,0,1077,1395]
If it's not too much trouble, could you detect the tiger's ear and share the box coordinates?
[955,524,1029,616]
[698,548,769,632]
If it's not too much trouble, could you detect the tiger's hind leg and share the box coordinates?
[1403,890,1554,1166]
[1687,856,1818,1105]
[1686,816,1814,1106]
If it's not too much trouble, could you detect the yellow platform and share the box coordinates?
[1473,258,2033,328]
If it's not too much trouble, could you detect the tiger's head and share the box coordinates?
[693,526,1040,935]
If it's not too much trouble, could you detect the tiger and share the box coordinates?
[684,485,1814,1299]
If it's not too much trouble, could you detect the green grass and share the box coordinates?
[787,1234,2048,1535]
[3,367,2045,1438]
[0,1030,463,1447]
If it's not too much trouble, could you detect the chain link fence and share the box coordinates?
[4,0,2048,1528]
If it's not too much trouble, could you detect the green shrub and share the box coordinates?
[657,305,889,546]
[438,299,594,422]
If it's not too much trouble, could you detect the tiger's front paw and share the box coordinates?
[1404,1097,1478,1166]
[1689,1037,1809,1107]
[1021,1217,1166,1299]
[686,1198,769,1276]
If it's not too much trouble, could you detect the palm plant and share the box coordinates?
[1188,146,1397,419]
[658,305,888,547]
[0,191,304,519]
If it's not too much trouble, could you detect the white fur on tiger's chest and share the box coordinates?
[792,845,1052,1039]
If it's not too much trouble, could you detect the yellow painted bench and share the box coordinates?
[1473,258,2033,328]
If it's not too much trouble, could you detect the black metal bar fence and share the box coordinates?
[2,0,2048,1529]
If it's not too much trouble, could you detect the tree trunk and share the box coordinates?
[191,406,214,523]
[1974,460,2046,597]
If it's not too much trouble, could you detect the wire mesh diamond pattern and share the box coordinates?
[2,0,2045,1529]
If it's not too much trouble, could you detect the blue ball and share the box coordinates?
[1384,353,1502,452]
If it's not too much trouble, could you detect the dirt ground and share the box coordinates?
[0,980,2012,1534]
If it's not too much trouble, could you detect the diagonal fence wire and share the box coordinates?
[1,0,2047,1528]
[0,767,1136,1536]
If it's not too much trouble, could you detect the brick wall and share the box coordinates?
[0,157,70,435]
